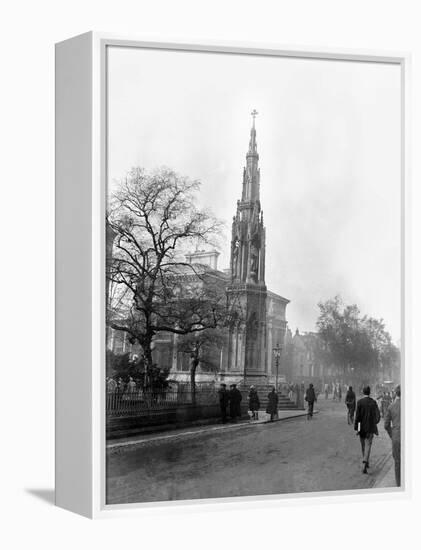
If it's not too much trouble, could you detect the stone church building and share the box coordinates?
[108,116,290,385]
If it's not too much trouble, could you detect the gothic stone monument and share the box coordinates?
[227,111,269,383]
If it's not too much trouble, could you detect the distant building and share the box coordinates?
[290,329,326,381]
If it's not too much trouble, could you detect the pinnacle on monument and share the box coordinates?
[247,109,259,157]
[242,109,261,203]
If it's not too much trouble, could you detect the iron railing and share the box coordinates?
[106,385,219,417]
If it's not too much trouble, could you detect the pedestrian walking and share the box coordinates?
[324,383,329,400]
[107,377,117,393]
[376,392,384,417]
[127,376,136,394]
[266,387,278,421]
[354,385,381,474]
[345,386,356,424]
[218,383,229,423]
[117,377,125,394]
[384,385,401,486]
[229,383,242,422]
[382,391,392,418]
[248,385,260,420]
[338,384,342,402]
[305,383,317,420]
[300,382,305,409]
[333,383,338,401]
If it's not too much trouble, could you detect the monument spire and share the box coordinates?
[248,109,258,155]
[243,109,260,202]
[231,110,266,285]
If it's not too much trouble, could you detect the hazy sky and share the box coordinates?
[107,46,401,342]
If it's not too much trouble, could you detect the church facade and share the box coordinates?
[107,115,290,385]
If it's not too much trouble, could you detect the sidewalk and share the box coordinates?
[373,454,397,489]
[107,408,316,452]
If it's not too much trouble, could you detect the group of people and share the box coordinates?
[282,382,300,401]
[230,383,318,424]
[106,376,137,394]
[249,385,281,422]
[219,384,297,424]
[323,382,345,401]
[218,383,243,423]
[343,384,401,485]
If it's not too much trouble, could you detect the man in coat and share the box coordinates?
[107,377,117,393]
[382,391,392,418]
[248,385,260,420]
[305,383,317,420]
[229,384,242,422]
[345,386,356,425]
[354,385,381,474]
[384,385,401,486]
[218,383,229,423]
[266,387,279,422]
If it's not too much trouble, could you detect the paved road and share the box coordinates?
[106,399,395,504]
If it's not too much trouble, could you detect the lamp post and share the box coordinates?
[273,343,282,391]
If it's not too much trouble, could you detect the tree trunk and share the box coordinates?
[190,358,199,405]
[142,334,154,389]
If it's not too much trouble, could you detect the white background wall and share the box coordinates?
[1,0,419,547]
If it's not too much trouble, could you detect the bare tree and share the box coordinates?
[177,328,226,403]
[107,166,228,387]
[316,295,398,385]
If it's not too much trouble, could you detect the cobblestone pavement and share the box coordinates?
[106,398,395,505]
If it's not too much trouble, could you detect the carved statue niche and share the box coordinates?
[249,232,260,282]
[232,237,240,279]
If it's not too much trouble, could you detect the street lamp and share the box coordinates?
[273,343,282,391]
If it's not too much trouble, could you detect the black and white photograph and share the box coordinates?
[104,45,402,505]
[6,0,421,545]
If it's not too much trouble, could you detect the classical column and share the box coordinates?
[227,329,232,371]
[234,326,240,370]
[231,327,238,370]
[239,326,246,374]
[237,330,244,374]
[267,322,273,374]
[259,322,267,374]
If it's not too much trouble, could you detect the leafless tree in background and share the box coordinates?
[107,167,234,387]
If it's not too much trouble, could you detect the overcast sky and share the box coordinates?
[107,46,401,342]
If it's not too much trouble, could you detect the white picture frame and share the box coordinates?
[55,32,411,518]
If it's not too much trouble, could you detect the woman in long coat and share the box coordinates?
[248,386,260,420]
[229,384,242,422]
[305,383,317,420]
[266,387,278,422]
